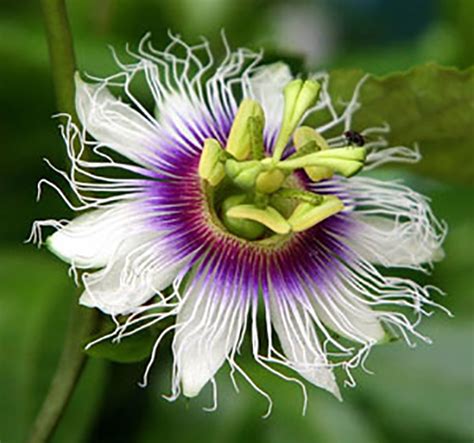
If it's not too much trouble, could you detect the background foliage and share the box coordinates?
[0,0,473,442]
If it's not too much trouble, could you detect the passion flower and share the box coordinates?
[31,36,447,414]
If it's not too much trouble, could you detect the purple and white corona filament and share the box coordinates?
[31,35,448,413]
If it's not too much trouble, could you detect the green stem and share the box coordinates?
[27,306,98,443]
[28,1,98,442]
[40,0,77,119]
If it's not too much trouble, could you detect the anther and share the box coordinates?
[292,126,332,182]
[273,79,321,160]
[277,146,367,177]
[226,99,265,160]
[198,139,227,186]
[287,195,344,232]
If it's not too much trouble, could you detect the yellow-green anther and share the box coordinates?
[284,141,333,183]
[198,139,226,186]
[206,163,226,186]
[221,195,266,240]
[249,116,265,160]
[280,79,303,129]
[292,126,332,181]
[293,80,320,120]
[312,147,366,161]
[293,126,329,150]
[288,196,344,232]
[227,204,291,235]
[304,166,334,182]
[255,169,286,194]
[225,159,263,189]
[226,99,265,160]
[273,188,323,205]
[273,79,321,160]
[277,147,366,177]
[281,157,364,177]
[314,158,363,177]
[287,140,318,160]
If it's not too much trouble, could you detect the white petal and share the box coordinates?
[350,215,445,268]
[269,294,341,400]
[173,272,247,397]
[47,203,146,269]
[309,282,386,344]
[249,63,292,141]
[79,234,191,315]
[75,75,158,165]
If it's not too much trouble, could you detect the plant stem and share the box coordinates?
[27,306,98,443]
[28,1,98,442]
[40,0,77,119]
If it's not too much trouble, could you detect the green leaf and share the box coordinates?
[84,323,156,363]
[325,64,474,184]
[0,249,106,443]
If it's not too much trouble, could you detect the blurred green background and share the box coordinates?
[1,0,473,442]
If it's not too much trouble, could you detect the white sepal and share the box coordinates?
[79,233,191,315]
[310,284,386,344]
[47,203,143,269]
[75,75,158,166]
[173,271,247,397]
[269,294,342,400]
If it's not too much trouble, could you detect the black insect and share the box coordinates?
[344,130,365,147]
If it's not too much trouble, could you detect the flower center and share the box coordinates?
[198,79,367,241]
